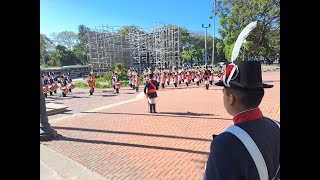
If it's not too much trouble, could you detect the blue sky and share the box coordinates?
[40,0,221,38]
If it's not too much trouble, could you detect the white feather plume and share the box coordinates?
[231,21,257,62]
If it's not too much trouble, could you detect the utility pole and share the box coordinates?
[210,0,216,66]
[202,24,211,65]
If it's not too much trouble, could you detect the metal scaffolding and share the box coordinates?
[85,23,181,74]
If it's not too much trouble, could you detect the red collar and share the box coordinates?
[233,108,263,124]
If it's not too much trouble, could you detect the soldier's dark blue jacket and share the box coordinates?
[204,108,280,180]
[144,79,159,98]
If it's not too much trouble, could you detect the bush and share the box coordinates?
[95,82,108,89]
[74,82,88,88]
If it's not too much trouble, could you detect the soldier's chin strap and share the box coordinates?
[223,63,239,87]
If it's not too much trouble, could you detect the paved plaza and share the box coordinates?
[41,71,280,180]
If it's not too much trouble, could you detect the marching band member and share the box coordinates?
[173,70,178,87]
[42,75,49,98]
[195,71,200,86]
[87,72,95,95]
[166,70,171,85]
[60,75,69,97]
[135,74,140,92]
[128,70,132,88]
[47,74,54,96]
[161,69,166,89]
[178,69,182,85]
[144,72,159,113]
[204,66,210,90]
[209,68,214,85]
[66,73,73,93]
[51,72,59,94]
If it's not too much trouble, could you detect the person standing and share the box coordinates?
[203,61,279,180]
[144,72,159,113]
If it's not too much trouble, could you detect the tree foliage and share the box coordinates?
[217,0,280,61]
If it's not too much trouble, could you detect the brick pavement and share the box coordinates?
[42,72,280,180]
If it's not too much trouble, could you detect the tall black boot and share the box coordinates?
[152,104,157,113]
[162,83,164,88]
[69,89,72,93]
[149,104,153,113]
[197,82,199,86]
[54,90,57,94]
[179,81,181,85]
[167,81,169,85]
[174,83,177,87]
[210,81,213,85]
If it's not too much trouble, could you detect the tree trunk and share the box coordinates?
[40,74,57,141]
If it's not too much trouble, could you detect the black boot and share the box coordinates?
[149,104,153,113]
[197,82,199,86]
[50,91,53,96]
[54,90,57,94]
[210,81,213,85]
[162,83,164,88]
[174,83,177,87]
[152,104,157,113]
[186,82,188,86]
[167,81,169,85]
[69,89,72,93]
[136,87,139,92]
[179,81,181,85]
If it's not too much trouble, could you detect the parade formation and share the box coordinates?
[42,64,224,98]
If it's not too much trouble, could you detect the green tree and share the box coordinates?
[51,31,79,50]
[217,0,280,59]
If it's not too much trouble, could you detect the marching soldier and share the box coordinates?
[135,74,140,92]
[166,69,171,85]
[144,72,159,113]
[204,66,211,90]
[161,70,166,89]
[42,75,49,98]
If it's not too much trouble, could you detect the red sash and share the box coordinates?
[147,80,156,93]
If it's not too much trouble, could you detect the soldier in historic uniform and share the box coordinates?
[135,73,140,92]
[66,73,73,93]
[42,75,49,97]
[203,66,211,90]
[144,72,159,113]
[203,61,279,180]
[160,69,166,89]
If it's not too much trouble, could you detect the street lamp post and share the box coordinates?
[210,0,216,67]
[40,74,57,141]
[202,24,211,65]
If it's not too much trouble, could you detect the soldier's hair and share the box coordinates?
[225,87,264,109]
[149,73,154,78]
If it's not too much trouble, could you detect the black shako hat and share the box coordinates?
[215,61,273,89]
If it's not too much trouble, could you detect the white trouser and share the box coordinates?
[148,98,156,104]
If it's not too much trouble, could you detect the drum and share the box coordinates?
[115,82,121,88]
[43,86,49,93]
[69,83,75,89]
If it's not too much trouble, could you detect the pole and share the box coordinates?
[202,24,211,65]
[40,74,57,141]
[205,28,207,65]
[212,0,216,66]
